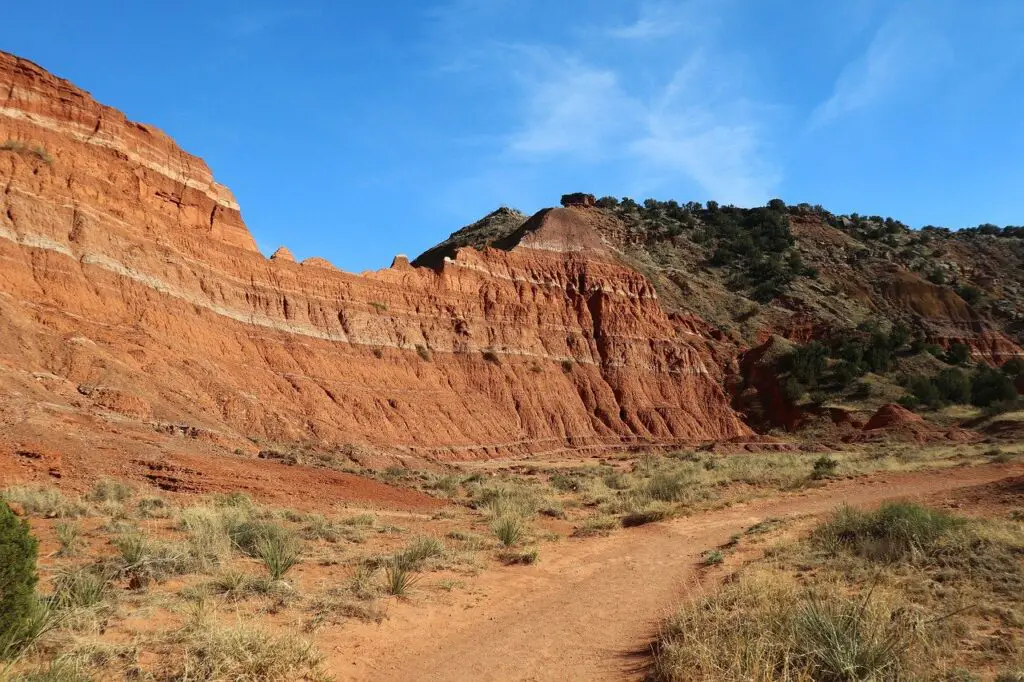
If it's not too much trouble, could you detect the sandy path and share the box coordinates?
[327,463,1024,681]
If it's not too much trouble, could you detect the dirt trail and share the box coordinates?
[328,463,1024,681]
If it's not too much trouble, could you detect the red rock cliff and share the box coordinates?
[0,51,751,463]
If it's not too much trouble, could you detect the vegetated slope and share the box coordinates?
[0,50,751,483]
[417,195,1024,430]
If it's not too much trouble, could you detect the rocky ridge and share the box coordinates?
[0,52,751,477]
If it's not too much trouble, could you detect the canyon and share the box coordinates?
[0,50,1021,488]
[0,51,752,484]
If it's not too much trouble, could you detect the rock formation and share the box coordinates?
[0,51,752,470]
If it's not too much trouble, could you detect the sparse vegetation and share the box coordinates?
[0,140,54,165]
[2,487,88,519]
[653,502,1024,681]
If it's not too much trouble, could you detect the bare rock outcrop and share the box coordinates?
[0,51,752,467]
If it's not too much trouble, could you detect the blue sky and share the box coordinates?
[5,1,1024,271]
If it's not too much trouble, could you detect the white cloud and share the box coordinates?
[504,48,778,205]
[811,3,951,127]
[506,54,637,158]
[607,0,721,41]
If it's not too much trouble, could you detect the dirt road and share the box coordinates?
[327,463,1024,681]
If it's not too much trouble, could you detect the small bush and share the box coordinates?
[1001,357,1024,377]
[415,344,431,361]
[702,550,725,566]
[945,342,971,366]
[1,501,40,658]
[971,367,1017,407]
[481,349,501,365]
[811,456,839,480]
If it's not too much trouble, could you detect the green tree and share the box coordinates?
[945,343,971,366]
[785,342,828,386]
[934,367,971,404]
[1,501,39,656]
[971,367,1017,407]
[1001,357,1024,377]
[906,374,942,408]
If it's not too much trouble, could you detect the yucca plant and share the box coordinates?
[492,516,524,547]
[383,558,419,597]
[255,532,301,580]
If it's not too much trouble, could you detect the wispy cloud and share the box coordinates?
[607,0,721,41]
[811,3,951,127]
[506,52,636,158]
[504,47,778,205]
[426,0,779,207]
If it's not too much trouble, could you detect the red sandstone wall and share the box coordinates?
[0,52,751,461]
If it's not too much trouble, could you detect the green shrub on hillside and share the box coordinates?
[0,502,40,659]
[945,342,971,366]
[971,367,1017,407]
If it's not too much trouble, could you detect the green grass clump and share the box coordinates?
[815,501,965,562]
[396,535,444,569]
[0,140,54,165]
[572,515,619,537]
[54,522,81,557]
[51,566,110,610]
[491,516,524,547]
[207,570,276,601]
[702,550,725,566]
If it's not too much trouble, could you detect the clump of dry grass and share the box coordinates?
[653,503,1024,681]
[652,571,923,681]
[2,487,89,519]
[161,601,326,681]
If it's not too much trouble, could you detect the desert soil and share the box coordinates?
[326,462,1024,681]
